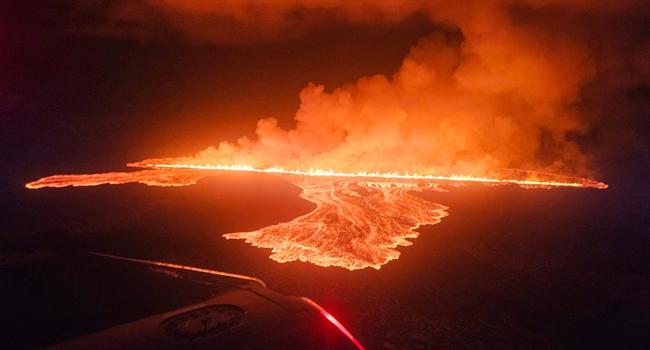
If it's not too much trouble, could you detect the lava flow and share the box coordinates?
[25,163,607,270]
[224,177,448,270]
[24,168,207,189]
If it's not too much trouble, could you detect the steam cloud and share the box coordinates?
[77,0,650,177]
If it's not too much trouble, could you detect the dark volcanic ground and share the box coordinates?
[1,173,649,349]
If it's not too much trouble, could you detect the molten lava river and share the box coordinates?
[26,165,607,270]
[225,178,448,270]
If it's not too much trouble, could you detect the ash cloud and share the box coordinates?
[75,0,650,177]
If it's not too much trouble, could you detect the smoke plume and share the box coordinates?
[75,0,650,177]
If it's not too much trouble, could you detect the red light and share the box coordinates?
[301,298,366,350]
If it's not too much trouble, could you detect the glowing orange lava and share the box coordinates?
[25,168,206,189]
[25,163,607,270]
[225,177,448,270]
[129,162,609,189]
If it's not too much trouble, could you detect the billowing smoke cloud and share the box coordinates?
[76,0,650,177]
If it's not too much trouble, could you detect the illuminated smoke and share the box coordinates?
[71,1,649,177]
[148,27,594,177]
[92,3,588,176]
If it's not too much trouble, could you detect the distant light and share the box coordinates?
[301,298,366,350]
